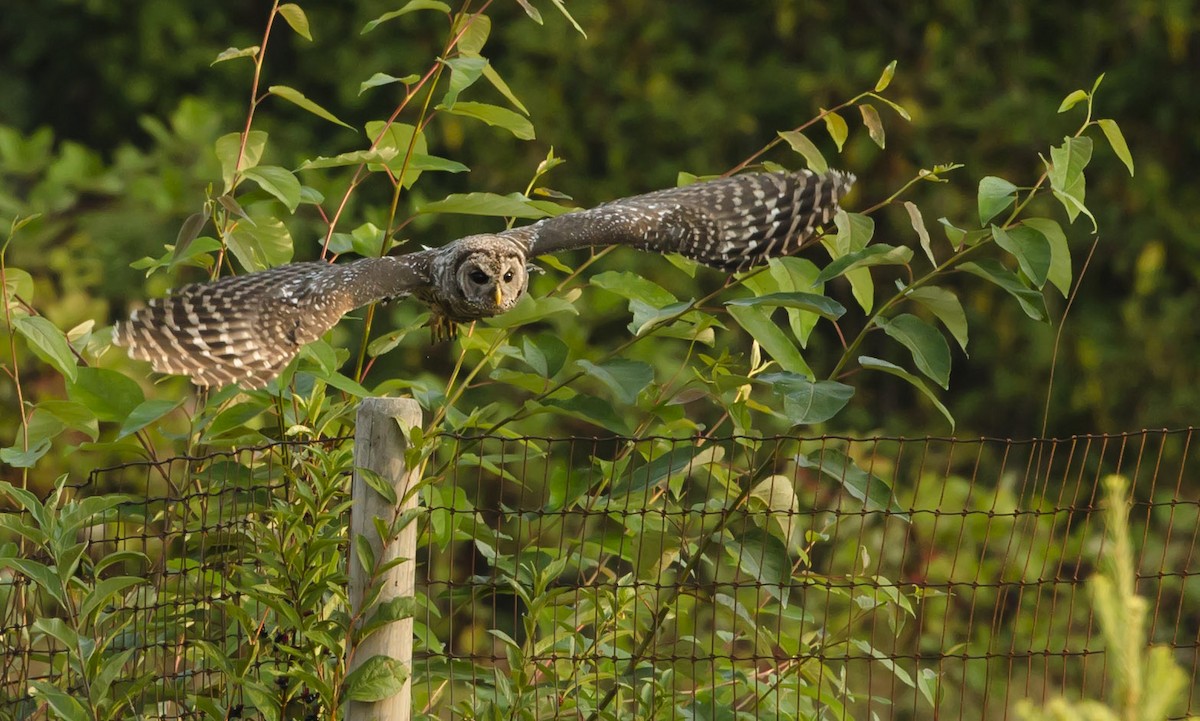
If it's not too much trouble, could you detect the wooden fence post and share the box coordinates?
[348,397,423,721]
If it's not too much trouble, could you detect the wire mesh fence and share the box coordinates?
[1,428,1198,719]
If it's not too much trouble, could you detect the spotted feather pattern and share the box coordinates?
[114,170,852,388]
[511,169,854,271]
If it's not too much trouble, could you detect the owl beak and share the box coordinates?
[494,285,504,307]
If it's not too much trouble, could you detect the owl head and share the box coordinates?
[434,235,529,321]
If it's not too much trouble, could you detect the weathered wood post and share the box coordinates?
[348,397,423,721]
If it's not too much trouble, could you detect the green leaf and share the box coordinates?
[539,395,630,435]
[342,654,409,702]
[859,355,955,430]
[361,1,451,33]
[116,398,184,439]
[27,681,89,721]
[353,533,376,575]
[822,109,848,151]
[1096,118,1134,176]
[483,294,577,328]
[903,201,935,265]
[453,12,492,55]
[767,257,825,347]
[211,46,259,65]
[227,216,293,271]
[1,440,51,468]
[171,212,208,264]
[727,291,845,320]
[417,192,550,219]
[611,444,717,497]
[1022,217,1072,296]
[728,305,812,376]
[906,286,968,352]
[3,267,34,307]
[277,4,312,40]
[726,527,791,606]
[1057,89,1089,113]
[440,57,487,108]
[359,72,421,95]
[78,576,145,620]
[590,270,677,307]
[214,130,267,193]
[796,448,907,516]
[268,85,353,129]
[576,359,653,405]
[440,101,536,140]
[959,259,1046,321]
[1,558,66,606]
[877,313,951,389]
[977,176,1018,226]
[813,244,913,285]
[831,210,875,254]
[242,165,302,212]
[36,400,99,441]
[389,153,469,175]
[13,315,77,382]
[520,333,568,377]
[1047,136,1093,224]
[482,63,529,115]
[67,368,144,423]
[299,148,399,170]
[993,224,1051,288]
[875,60,897,91]
[859,103,885,148]
[777,130,827,173]
[758,372,854,425]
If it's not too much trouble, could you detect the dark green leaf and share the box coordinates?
[353,533,376,575]
[859,356,955,430]
[27,681,89,721]
[728,305,812,376]
[1022,217,1071,296]
[342,654,409,702]
[520,333,568,377]
[590,270,677,307]
[906,286,968,352]
[576,359,653,405]
[726,292,845,320]
[277,4,312,40]
[79,576,145,620]
[758,372,854,425]
[67,368,144,423]
[242,165,302,212]
[797,448,907,516]
[268,85,353,129]
[13,315,77,382]
[991,225,1050,288]
[959,259,1046,321]
[726,527,791,606]
[417,192,549,219]
[359,467,398,505]
[539,395,630,435]
[171,212,208,263]
[813,244,912,285]
[440,101,536,140]
[1096,118,1134,176]
[777,130,827,173]
[116,399,184,439]
[877,313,951,389]
[0,440,51,468]
[361,1,451,33]
[977,176,1018,226]
[612,444,714,497]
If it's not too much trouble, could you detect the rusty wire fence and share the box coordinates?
[1,428,1198,719]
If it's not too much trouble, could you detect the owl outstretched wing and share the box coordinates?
[113,254,433,388]
[505,170,854,272]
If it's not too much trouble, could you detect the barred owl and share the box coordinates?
[114,169,854,388]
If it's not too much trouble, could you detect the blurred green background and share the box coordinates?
[2,0,1197,438]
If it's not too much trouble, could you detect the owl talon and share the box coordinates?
[427,314,459,342]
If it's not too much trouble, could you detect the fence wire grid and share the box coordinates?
[1,428,1198,720]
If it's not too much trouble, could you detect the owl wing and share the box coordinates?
[114,253,434,388]
[507,170,854,272]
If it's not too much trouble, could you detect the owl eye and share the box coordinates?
[503,270,514,282]
[468,269,489,284]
